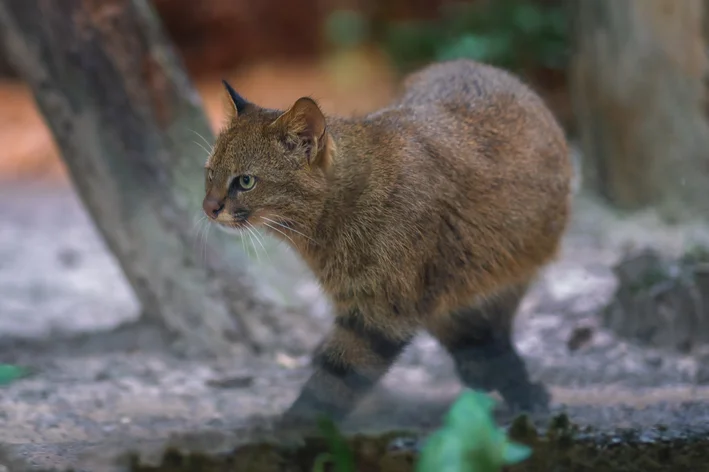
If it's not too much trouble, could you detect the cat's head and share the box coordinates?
[202,80,333,236]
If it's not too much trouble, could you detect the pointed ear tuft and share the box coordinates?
[273,97,328,166]
[222,79,248,116]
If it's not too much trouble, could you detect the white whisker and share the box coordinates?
[247,221,271,264]
[192,140,212,157]
[202,222,212,263]
[244,224,261,264]
[238,227,247,255]
[191,214,206,236]
[261,216,316,245]
[189,129,215,152]
[198,218,210,263]
[193,217,207,258]
[263,222,296,247]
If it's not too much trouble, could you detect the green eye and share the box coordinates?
[237,175,256,191]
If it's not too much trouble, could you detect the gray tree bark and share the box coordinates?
[570,0,709,222]
[0,0,302,357]
[0,51,15,77]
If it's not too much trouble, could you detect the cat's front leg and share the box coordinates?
[281,306,414,424]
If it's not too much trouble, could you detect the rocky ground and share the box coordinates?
[2,179,709,471]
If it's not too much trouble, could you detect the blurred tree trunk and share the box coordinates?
[704,0,709,43]
[570,0,709,221]
[0,0,288,357]
[0,51,15,77]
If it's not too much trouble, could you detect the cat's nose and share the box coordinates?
[202,196,224,219]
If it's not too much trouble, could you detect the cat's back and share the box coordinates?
[372,59,569,197]
[386,59,571,234]
[373,59,566,161]
[394,59,536,111]
[331,59,572,309]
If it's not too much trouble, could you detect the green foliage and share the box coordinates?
[416,390,532,472]
[325,9,370,50]
[0,364,30,386]
[311,391,531,472]
[312,416,356,472]
[380,0,568,74]
[680,245,709,266]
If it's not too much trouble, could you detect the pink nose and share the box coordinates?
[202,197,224,218]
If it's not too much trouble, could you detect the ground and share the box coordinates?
[2,176,709,471]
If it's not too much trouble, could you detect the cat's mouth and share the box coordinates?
[209,210,298,241]
[210,208,251,228]
[211,208,270,233]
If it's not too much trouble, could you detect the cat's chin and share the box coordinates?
[215,223,245,235]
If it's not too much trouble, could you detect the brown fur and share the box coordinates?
[203,59,572,423]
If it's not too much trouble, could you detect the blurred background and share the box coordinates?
[0,0,571,180]
[2,0,709,470]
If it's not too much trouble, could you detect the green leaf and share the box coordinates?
[416,429,468,472]
[444,390,498,436]
[312,452,334,472]
[502,442,533,464]
[416,390,533,471]
[0,364,29,386]
[316,416,356,472]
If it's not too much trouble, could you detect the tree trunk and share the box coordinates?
[570,0,709,221]
[0,0,303,357]
[704,0,709,47]
[0,50,15,77]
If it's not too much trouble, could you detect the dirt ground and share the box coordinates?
[3,62,709,471]
[3,177,709,471]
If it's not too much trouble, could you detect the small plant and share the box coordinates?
[312,416,356,472]
[311,390,532,472]
[0,364,30,386]
[416,390,532,472]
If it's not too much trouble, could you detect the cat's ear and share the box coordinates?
[272,97,330,169]
[222,79,249,118]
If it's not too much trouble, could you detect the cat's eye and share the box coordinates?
[235,175,256,191]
